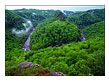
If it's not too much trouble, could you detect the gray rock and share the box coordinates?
[50,72,65,76]
[18,61,33,68]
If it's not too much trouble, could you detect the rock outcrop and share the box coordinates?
[17,61,65,76]
[54,11,66,21]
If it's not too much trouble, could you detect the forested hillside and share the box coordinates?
[31,20,79,49]
[11,9,60,26]
[5,8,105,76]
[5,10,25,30]
[67,9,105,28]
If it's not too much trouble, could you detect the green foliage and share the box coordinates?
[67,9,104,28]
[74,59,92,76]
[15,12,46,26]
[5,10,25,30]
[88,50,105,76]
[12,9,60,26]
[50,62,69,74]
[25,37,104,76]
[5,30,26,52]
[83,21,105,39]
[5,8,105,76]
[18,65,39,76]
[13,9,59,18]
[6,35,105,76]
[30,20,79,50]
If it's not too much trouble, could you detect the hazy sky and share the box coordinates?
[6,5,104,11]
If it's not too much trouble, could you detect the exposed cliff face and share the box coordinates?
[54,11,66,21]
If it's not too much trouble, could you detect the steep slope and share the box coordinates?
[67,9,105,28]
[53,11,66,21]
[5,8,105,76]
[14,12,46,26]
[5,10,25,30]
[5,10,32,61]
[83,21,105,39]
[12,9,60,26]
[12,9,59,18]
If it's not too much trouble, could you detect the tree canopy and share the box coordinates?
[5,8,105,76]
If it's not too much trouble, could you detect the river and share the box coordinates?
[79,29,86,41]
[22,27,35,51]
[22,29,86,51]
[22,19,36,51]
[22,21,85,51]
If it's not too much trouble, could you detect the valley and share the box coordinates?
[5,7,105,76]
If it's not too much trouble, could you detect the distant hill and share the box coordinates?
[5,10,25,30]
[11,9,60,26]
[5,8,105,76]
[67,9,105,28]
[62,10,74,16]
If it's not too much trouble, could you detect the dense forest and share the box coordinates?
[5,8,105,76]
